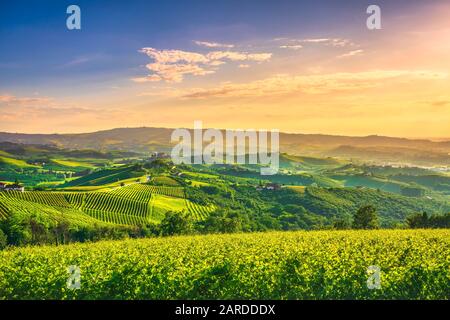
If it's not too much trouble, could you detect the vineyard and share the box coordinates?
[185,200,215,220]
[0,193,111,227]
[0,184,215,226]
[0,229,448,299]
[60,165,145,187]
[0,191,72,208]
[145,185,185,198]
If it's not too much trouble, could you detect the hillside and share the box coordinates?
[0,143,448,248]
[0,183,214,227]
[1,127,449,166]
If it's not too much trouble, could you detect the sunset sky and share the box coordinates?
[1,0,449,137]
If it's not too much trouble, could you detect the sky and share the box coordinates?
[1,0,450,137]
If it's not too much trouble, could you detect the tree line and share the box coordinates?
[1,205,449,250]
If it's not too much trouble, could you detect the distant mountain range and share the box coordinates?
[1,127,449,166]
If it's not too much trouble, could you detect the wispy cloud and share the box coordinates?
[60,53,107,68]
[303,38,351,47]
[181,70,447,99]
[337,49,364,58]
[0,93,119,133]
[0,94,53,106]
[279,44,303,50]
[430,100,450,107]
[275,37,356,48]
[133,47,272,83]
[194,40,234,48]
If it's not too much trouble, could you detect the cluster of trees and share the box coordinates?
[156,205,450,237]
[332,205,379,230]
[1,205,449,249]
[406,212,450,228]
[0,212,143,248]
[153,205,381,237]
[401,186,425,197]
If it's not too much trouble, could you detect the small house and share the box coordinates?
[0,182,7,189]
[4,184,25,192]
[257,183,282,191]
[265,183,281,190]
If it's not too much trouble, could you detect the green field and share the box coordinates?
[0,229,447,299]
[51,159,93,169]
[60,165,145,187]
[0,156,38,168]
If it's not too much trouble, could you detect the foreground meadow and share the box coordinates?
[0,229,448,300]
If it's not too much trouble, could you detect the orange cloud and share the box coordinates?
[133,47,272,83]
[337,49,364,58]
[181,70,447,99]
[0,94,53,106]
[279,45,303,50]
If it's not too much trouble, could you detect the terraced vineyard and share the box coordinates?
[0,200,10,219]
[108,184,154,201]
[0,192,110,227]
[185,200,215,220]
[146,185,185,198]
[61,165,145,187]
[64,192,85,209]
[1,191,72,208]
[0,184,215,226]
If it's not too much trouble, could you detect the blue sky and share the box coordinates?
[1,0,449,136]
[0,0,417,93]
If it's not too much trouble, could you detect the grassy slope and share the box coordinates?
[60,166,145,187]
[0,156,38,168]
[51,159,93,168]
[151,194,187,219]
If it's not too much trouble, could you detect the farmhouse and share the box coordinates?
[265,183,281,190]
[4,183,25,192]
[149,152,170,162]
[0,182,7,189]
[256,182,282,191]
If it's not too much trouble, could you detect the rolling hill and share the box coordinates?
[1,127,449,165]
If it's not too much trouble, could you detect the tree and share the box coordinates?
[333,218,351,230]
[53,221,70,245]
[352,205,379,229]
[407,212,450,229]
[428,213,450,228]
[160,211,193,236]
[202,209,244,233]
[406,212,429,228]
[0,229,7,250]
[28,216,48,244]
